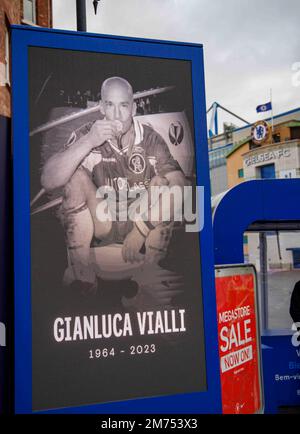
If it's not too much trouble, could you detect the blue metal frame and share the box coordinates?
[11,25,221,414]
[213,178,300,413]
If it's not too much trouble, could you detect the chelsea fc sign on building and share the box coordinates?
[245,148,291,167]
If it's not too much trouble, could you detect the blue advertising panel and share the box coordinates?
[11,25,220,414]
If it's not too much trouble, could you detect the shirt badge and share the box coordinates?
[128,152,146,174]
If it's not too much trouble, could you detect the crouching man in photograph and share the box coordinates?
[41,76,189,301]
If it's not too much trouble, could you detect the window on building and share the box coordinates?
[291,127,300,140]
[238,168,244,178]
[23,0,37,24]
[272,133,281,143]
[259,163,275,179]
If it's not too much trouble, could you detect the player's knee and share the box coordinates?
[63,169,91,209]
[94,220,112,240]
[93,199,113,239]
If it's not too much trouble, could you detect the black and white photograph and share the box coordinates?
[29,46,207,411]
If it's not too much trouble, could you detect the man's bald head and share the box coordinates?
[101,77,134,101]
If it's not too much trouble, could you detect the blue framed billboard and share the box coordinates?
[11,25,221,413]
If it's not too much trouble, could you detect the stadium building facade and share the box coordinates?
[209,107,300,196]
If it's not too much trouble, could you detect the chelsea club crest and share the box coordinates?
[128,152,146,174]
[251,120,271,145]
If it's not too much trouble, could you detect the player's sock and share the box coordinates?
[63,202,97,288]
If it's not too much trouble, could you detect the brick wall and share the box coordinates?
[0,0,21,117]
[0,0,52,117]
[37,0,52,28]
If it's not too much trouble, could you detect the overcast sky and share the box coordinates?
[52,0,300,131]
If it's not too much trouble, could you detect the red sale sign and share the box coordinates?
[215,265,263,414]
